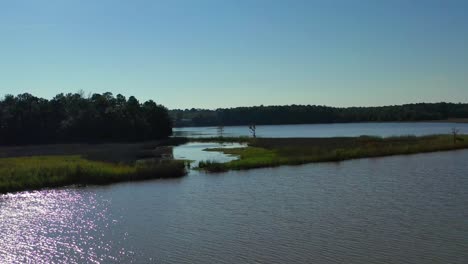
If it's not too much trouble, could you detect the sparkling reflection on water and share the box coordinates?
[0,189,133,263]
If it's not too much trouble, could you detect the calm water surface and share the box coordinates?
[174,122,468,138]
[173,142,246,164]
[1,150,467,263]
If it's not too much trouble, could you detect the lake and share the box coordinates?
[1,147,467,263]
[174,122,468,138]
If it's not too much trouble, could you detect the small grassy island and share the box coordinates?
[197,134,468,172]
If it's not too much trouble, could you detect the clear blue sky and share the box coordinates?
[1,0,467,109]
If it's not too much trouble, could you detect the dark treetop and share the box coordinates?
[0,92,172,145]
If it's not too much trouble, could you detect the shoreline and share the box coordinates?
[2,134,468,193]
[173,119,468,128]
[0,138,189,194]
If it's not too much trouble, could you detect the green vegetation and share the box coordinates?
[171,103,468,127]
[0,155,187,194]
[0,137,190,194]
[197,160,230,173]
[197,135,468,172]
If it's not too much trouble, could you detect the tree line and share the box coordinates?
[170,103,468,127]
[0,92,172,145]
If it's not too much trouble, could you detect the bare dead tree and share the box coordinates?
[249,124,256,138]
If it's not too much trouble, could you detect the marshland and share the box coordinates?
[2,101,468,263]
[197,134,468,172]
[3,1,468,263]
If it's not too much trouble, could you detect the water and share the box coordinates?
[1,150,468,263]
[174,122,468,138]
[173,142,246,165]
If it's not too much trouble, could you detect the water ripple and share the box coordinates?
[1,150,468,263]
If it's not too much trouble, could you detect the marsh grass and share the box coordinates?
[197,160,228,172]
[0,138,189,164]
[0,155,187,194]
[198,134,468,172]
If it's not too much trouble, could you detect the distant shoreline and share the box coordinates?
[425,118,468,123]
[170,103,468,127]
[174,119,468,128]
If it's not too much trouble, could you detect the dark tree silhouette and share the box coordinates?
[0,92,173,145]
[170,103,468,127]
[249,124,256,138]
[452,127,463,144]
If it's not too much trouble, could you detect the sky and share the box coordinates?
[1,0,468,109]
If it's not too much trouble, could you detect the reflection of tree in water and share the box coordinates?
[146,146,192,169]
[154,146,174,160]
[217,125,225,137]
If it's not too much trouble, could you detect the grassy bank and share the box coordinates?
[197,135,468,172]
[0,155,187,194]
[0,137,189,163]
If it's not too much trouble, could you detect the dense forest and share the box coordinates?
[170,103,468,127]
[0,92,172,145]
